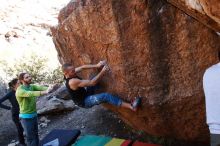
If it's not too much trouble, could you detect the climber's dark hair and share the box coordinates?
[62,63,72,72]
[18,72,27,81]
[8,78,18,89]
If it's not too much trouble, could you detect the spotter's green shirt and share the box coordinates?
[16,84,47,114]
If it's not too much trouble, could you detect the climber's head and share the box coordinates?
[18,72,32,85]
[8,78,20,91]
[62,63,76,78]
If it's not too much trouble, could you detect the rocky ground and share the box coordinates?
[0,105,150,146]
[0,104,207,146]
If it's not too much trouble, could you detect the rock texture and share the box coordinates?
[199,0,220,24]
[51,0,220,142]
[37,85,74,115]
[47,85,71,100]
[167,0,220,32]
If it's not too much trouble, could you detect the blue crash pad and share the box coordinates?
[40,129,80,146]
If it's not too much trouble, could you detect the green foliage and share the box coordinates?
[0,53,63,84]
[44,66,63,84]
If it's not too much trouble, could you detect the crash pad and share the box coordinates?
[40,129,80,146]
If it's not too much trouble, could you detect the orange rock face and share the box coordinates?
[167,0,220,32]
[199,0,220,24]
[51,0,220,142]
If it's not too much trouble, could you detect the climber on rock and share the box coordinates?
[62,60,141,111]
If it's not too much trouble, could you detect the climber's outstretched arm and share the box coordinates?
[75,60,106,73]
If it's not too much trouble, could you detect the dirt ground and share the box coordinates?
[0,105,208,146]
[0,105,152,146]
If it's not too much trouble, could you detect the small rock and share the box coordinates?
[39,116,50,123]
[8,140,19,146]
[39,122,48,128]
[11,140,16,143]
[5,30,19,40]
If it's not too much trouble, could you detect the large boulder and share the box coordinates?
[51,0,220,142]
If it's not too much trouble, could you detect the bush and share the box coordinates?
[0,53,63,84]
[44,66,64,84]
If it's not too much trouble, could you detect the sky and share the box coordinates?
[0,0,70,79]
